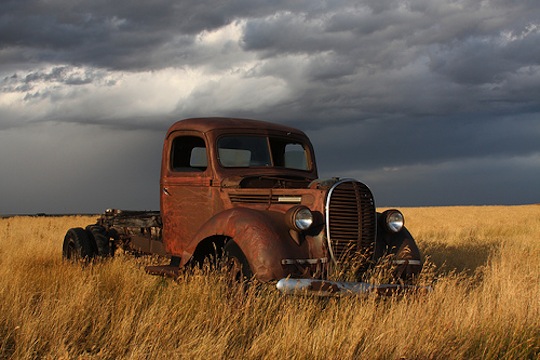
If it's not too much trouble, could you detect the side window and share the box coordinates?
[170,136,207,172]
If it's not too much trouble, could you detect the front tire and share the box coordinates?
[62,227,96,261]
[224,241,253,281]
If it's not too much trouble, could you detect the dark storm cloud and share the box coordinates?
[0,0,322,70]
[1,66,110,93]
[308,113,540,173]
[1,0,540,213]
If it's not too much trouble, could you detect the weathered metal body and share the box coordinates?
[64,117,423,288]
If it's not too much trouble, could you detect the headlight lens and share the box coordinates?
[383,209,404,233]
[286,206,313,231]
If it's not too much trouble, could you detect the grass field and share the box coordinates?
[1,206,539,359]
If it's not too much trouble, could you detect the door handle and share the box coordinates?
[162,187,171,196]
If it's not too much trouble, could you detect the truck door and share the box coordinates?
[160,132,215,257]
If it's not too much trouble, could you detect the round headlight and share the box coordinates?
[383,210,404,233]
[286,206,313,231]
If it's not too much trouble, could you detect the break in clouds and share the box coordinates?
[1,0,540,213]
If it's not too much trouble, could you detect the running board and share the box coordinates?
[145,256,181,278]
[145,265,180,278]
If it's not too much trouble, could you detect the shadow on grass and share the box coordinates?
[422,241,499,275]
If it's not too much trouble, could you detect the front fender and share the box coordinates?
[375,213,423,280]
[180,208,307,281]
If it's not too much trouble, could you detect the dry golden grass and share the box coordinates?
[1,206,539,359]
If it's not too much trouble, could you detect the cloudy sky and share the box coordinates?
[1,0,540,214]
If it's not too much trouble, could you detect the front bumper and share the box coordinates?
[276,278,431,296]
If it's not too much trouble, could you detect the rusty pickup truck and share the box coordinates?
[63,118,424,295]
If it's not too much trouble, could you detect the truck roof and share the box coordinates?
[166,117,307,137]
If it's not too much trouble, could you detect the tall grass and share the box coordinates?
[1,206,539,359]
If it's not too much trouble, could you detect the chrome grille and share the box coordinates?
[325,180,376,263]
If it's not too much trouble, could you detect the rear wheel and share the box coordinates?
[62,227,96,261]
[224,241,253,281]
[86,225,112,257]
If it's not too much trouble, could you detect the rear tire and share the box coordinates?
[62,227,96,261]
[86,225,112,257]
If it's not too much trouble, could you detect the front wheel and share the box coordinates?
[62,227,96,261]
[224,241,253,281]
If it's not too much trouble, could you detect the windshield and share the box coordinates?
[217,135,310,170]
